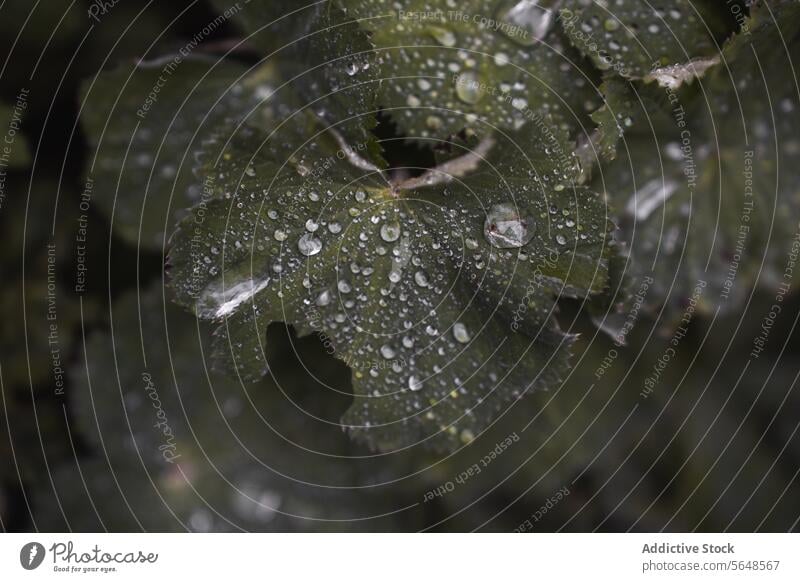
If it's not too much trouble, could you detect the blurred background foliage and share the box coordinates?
[1,0,798,532]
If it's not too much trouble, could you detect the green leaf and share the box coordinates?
[211,1,384,152]
[219,0,600,140]
[336,0,599,139]
[578,75,636,167]
[81,57,282,249]
[594,0,800,315]
[560,0,733,82]
[168,94,610,451]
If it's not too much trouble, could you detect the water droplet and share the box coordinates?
[380,221,401,242]
[298,233,322,256]
[453,322,471,343]
[426,115,443,130]
[428,26,456,47]
[455,71,483,105]
[305,218,319,232]
[274,229,288,241]
[345,62,359,76]
[408,375,423,391]
[555,234,567,245]
[494,52,510,67]
[512,97,528,110]
[380,345,396,359]
[316,290,331,306]
[496,0,555,46]
[414,270,429,287]
[664,142,683,161]
[484,203,535,249]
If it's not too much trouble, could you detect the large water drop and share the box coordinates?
[496,0,558,46]
[455,71,484,105]
[380,221,402,242]
[484,203,535,249]
[297,233,322,256]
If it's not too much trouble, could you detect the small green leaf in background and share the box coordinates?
[80,57,281,249]
[218,0,601,140]
[591,0,800,317]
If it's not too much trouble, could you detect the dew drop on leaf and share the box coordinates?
[496,0,556,46]
[407,94,421,107]
[427,25,456,47]
[297,233,322,256]
[452,322,471,344]
[484,203,535,249]
[455,71,483,105]
[380,221,401,242]
[316,290,331,306]
[408,375,423,391]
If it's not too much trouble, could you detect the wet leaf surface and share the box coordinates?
[560,0,733,81]
[592,1,800,316]
[167,89,610,451]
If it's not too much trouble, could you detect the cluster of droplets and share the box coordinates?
[569,2,696,76]
[367,0,585,137]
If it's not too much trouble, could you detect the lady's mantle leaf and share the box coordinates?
[560,0,733,83]
[168,96,610,451]
[338,0,600,139]
[80,57,282,249]
[593,1,800,316]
